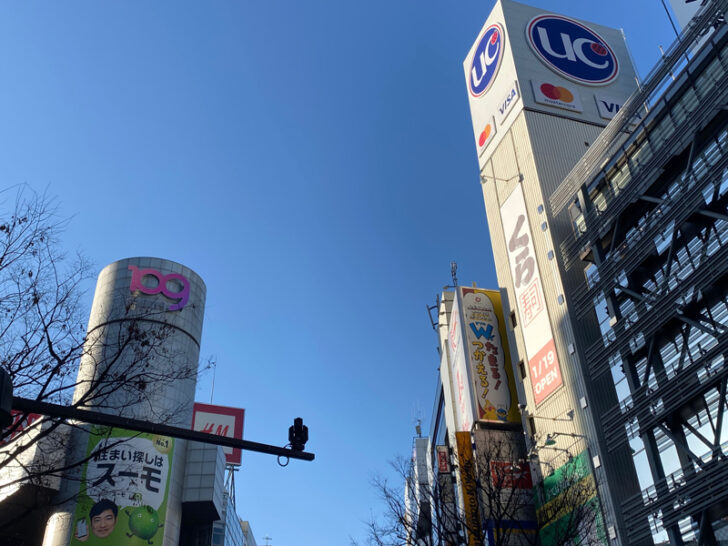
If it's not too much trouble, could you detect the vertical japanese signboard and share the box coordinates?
[70,427,173,545]
[501,185,563,405]
[460,287,520,424]
[436,445,451,474]
[192,402,245,466]
[456,432,483,546]
[448,294,475,432]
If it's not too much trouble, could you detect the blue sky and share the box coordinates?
[0,1,679,544]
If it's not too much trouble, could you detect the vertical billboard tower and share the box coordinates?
[440,286,535,545]
[463,1,641,543]
[43,258,206,546]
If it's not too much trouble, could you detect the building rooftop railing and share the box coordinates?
[559,44,728,274]
[569,144,728,319]
[550,0,728,216]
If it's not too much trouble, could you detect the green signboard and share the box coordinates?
[535,450,606,545]
[70,426,174,545]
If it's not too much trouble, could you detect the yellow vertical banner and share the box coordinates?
[460,288,521,424]
[456,431,482,546]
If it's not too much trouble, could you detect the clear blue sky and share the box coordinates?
[0,1,678,544]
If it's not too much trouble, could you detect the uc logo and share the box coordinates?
[527,15,618,85]
[128,265,190,311]
[469,24,504,97]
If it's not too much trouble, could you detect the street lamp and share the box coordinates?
[542,431,587,448]
[525,409,575,423]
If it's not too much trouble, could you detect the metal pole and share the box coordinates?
[11,396,314,462]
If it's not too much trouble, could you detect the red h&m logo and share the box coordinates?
[200,422,230,436]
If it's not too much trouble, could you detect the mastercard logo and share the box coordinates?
[478,124,493,147]
[540,83,574,102]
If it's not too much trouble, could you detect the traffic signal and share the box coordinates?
[288,417,308,452]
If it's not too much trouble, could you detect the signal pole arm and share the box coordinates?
[10,396,314,462]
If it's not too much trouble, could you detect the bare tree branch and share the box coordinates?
[0,186,210,533]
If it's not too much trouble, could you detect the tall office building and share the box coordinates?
[464,0,728,544]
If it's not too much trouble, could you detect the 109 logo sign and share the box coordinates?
[527,15,618,85]
[129,265,190,311]
[469,23,504,97]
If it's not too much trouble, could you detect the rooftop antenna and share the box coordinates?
[450,261,458,287]
[209,360,216,404]
[264,536,272,546]
[412,404,423,437]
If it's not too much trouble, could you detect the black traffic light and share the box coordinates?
[288,417,308,452]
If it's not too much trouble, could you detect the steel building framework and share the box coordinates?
[552,2,728,544]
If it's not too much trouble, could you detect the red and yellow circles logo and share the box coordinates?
[478,123,493,147]
[540,83,574,102]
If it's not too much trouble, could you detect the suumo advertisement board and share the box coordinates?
[70,427,174,545]
[192,402,245,466]
[501,185,563,405]
[448,293,475,432]
[459,288,520,424]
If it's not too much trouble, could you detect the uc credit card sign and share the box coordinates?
[468,23,505,97]
[463,4,525,169]
[527,14,619,86]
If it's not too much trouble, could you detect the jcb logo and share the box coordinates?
[129,265,190,311]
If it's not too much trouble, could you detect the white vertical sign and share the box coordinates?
[501,185,563,405]
[448,293,475,431]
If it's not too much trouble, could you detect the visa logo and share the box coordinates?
[499,88,517,115]
[596,95,643,126]
[496,82,520,125]
[600,99,620,114]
